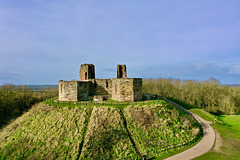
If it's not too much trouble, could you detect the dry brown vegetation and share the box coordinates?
[127,106,154,128]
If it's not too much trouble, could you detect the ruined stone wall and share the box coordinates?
[112,78,142,101]
[117,65,127,78]
[80,64,95,81]
[59,81,93,101]
[112,78,134,101]
[94,79,112,99]
[77,81,92,101]
[133,78,142,101]
[59,81,78,101]
[59,64,142,102]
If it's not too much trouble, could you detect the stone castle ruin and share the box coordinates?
[59,64,142,102]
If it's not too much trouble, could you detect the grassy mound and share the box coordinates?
[0,100,202,159]
[124,102,201,159]
[0,104,91,159]
[80,107,138,159]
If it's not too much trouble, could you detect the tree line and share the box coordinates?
[143,78,240,115]
[0,84,58,128]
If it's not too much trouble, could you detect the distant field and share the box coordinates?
[0,100,202,159]
[26,85,58,91]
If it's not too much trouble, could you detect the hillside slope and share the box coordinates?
[0,101,202,159]
[0,104,91,159]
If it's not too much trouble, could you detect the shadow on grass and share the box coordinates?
[0,109,31,130]
[166,97,219,123]
[167,97,196,110]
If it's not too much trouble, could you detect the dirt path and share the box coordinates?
[164,98,215,160]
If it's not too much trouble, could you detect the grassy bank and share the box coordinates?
[168,98,217,122]
[168,98,240,159]
[0,104,91,159]
[80,107,138,159]
[124,104,201,159]
[0,99,202,159]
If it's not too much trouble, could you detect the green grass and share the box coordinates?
[218,116,240,137]
[80,107,138,159]
[0,103,91,159]
[194,116,240,160]
[189,108,216,122]
[167,98,217,122]
[167,98,240,160]
[124,102,202,159]
[103,99,119,102]
[0,99,203,159]
[167,97,194,110]
[44,98,165,110]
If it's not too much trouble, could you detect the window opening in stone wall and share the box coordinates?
[115,84,117,93]
[119,66,123,78]
[106,80,108,88]
[85,72,87,80]
[60,84,62,93]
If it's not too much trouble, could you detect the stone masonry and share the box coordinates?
[111,78,142,101]
[80,64,95,81]
[117,65,127,78]
[59,64,142,101]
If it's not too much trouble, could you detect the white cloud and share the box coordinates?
[195,62,212,70]
[228,64,240,75]
[195,62,230,71]
[0,71,19,80]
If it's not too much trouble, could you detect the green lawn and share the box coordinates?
[194,116,240,160]
[218,116,240,137]
[189,108,216,122]
[168,98,240,160]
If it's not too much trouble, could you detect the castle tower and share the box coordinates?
[80,64,95,81]
[117,65,127,78]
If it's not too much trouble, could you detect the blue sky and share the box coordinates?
[1,0,240,85]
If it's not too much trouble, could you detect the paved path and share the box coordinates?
[164,98,215,160]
